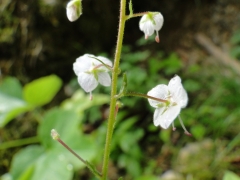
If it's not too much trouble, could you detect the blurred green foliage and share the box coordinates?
[0,75,62,127]
[223,171,240,180]
[230,30,240,60]
[1,38,240,180]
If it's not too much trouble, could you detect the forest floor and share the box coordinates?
[1,0,240,179]
[167,0,240,75]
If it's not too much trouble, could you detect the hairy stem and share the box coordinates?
[101,0,126,179]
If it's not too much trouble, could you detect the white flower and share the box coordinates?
[147,75,188,130]
[66,0,82,22]
[73,54,112,94]
[139,12,164,43]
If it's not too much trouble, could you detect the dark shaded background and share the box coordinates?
[2,0,239,83]
[1,0,240,178]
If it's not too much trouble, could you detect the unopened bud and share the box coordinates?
[66,0,82,22]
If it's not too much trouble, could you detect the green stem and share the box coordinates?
[126,12,147,20]
[124,91,167,103]
[0,136,39,150]
[57,138,102,179]
[101,0,126,179]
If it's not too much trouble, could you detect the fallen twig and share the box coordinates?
[195,33,240,76]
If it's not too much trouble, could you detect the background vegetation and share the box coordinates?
[1,0,240,179]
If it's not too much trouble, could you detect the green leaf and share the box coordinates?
[191,124,206,140]
[162,53,182,75]
[122,50,150,63]
[38,108,98,169]
[0,76,31,127]
[0,76,23,99]
[118,154,141,177]
[0,92,33,127]
[38,108,82,149]
[184,79,201,92]
[230,30,240,44]
[23,75,62,106]
[10,108,99,180]
[128,0,133,17]
[230,46,240,59]
[10,145,45,180]
[159,129,171,143]
[1,173,13,180]
[135,176,158,180]
[119,129,144,153]
[61,90,109,113]
[18,165,35,180]
[116,73,128,98]
[223,171,240,180]
[31,150,73,180]
[85,161,102,179]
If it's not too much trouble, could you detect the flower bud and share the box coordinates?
[51,129,60,140]
[66,0,82,22]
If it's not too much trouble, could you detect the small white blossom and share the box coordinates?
[147,75,188,130]
[73,54,112,95]
[66,0,82,22]
[139,12,164,43]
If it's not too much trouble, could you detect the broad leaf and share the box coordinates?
[10,145,45,180]
[23,75,62,106]
[61,89,109,113]
[0,76,23,99]
[31,150,73,180]
[0,92,32,127]
[223,171,240,180]
[38,108,98,169]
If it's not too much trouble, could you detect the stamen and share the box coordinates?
[155,31,160,43]
[155,36,160,43]
[172,122,176,131]
[178,115,192,136]
[89,92,93,101]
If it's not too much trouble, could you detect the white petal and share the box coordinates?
[168,75,188,108]
[97,56,113,67]
[66,5,78,22]
[139,19,155,36]
[153,105,181,129]
[66,0,82,22]
[147,84,169,108]
[73,54,93,75]
[153,13,164,31]
[98,72,111,86]
[77,72,98,92]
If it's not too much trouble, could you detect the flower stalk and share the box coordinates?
[51,129,102,179]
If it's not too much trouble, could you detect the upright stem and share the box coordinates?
[101,0,126,179]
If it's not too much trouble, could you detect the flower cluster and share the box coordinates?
[69,6,189,134]
[73,54,112,98]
